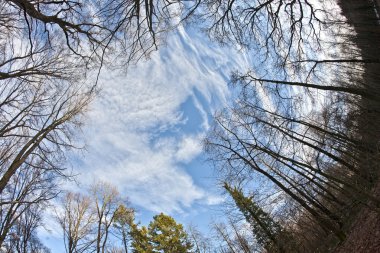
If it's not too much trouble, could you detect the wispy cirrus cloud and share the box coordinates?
[41,22,254,252]
[70,23,252,214]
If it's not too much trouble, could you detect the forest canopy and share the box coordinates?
[1,0,380,252]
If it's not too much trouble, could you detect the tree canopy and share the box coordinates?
[131,213,193,253]
[1,0,380,252]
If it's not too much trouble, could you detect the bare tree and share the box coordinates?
[2,0,201,72]
[187,225,213,253]
[0,160,59,248]
[205,94,350,241]
[232,72,378,100]
[91,181,122,253]
[205,64,380,250]
[0,13,94,248]
[56,192,95,253]
[198,0,339,65]
[213,220,257,253]
[4,205,51,253]
[0,78,94,196]
[56,182,132,253]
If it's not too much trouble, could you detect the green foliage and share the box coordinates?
[130,213,193,253]
[149,213,193,253]
[114,204,134,226]
[130,224,153,253]
[114,204,135,252]
[224,183,288,253]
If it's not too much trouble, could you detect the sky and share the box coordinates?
[41,22,254,251]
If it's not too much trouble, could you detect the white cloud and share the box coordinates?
[175,134,203,163]
[75,133,204,213]
[71,23,252,214]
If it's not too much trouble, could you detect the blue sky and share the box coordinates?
[41,22,254,251]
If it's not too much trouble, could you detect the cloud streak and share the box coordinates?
[71,23,252,214]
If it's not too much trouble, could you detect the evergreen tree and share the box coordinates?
[224,183,289,253]
[113,205,135,253]
[130,224,153,253]
[130,213,193,253]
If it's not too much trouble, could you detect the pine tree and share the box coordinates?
[113,205,135,253]
[130,213,193,253]
[224,183,289,253]
[130,224,153,253]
